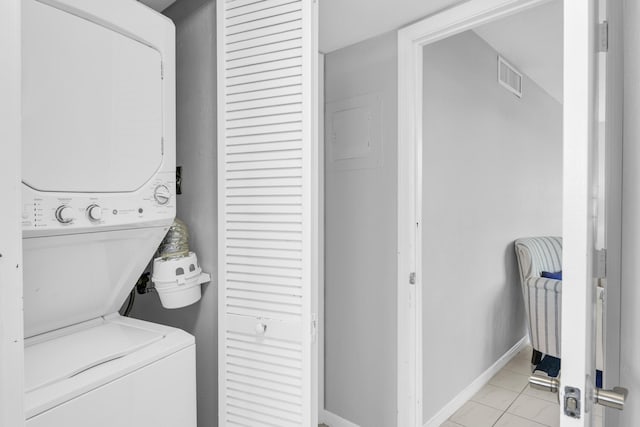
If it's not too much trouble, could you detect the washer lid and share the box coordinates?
[22,0,164,193]
[25,321,163,393]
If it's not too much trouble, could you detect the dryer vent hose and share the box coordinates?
[158,218,190,259]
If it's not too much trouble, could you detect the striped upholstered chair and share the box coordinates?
[514,236,562,364]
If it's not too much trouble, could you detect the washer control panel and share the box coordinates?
[22,172,175,236]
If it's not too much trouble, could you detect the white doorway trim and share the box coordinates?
[0,0,25,426]
[317,51,326,420]
[396,1,553,426]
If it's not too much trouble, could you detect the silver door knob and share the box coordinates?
[595,387,628,410]
[529,373,559,393]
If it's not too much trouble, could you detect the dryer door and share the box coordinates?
[22,0,164,193]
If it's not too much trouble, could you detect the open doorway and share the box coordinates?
[398,0,623,426]
[420,2,564,424]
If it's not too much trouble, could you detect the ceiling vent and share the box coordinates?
[498,56,523,98]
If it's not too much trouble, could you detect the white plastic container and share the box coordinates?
[151,252,210,309]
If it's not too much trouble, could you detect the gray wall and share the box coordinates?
[324,31,398,427]
[621,1,640,425]
[131,1,218,427]
[421,31,562,422]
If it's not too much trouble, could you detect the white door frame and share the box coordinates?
[0,0,25,426]
[397,1,555,425]
[317,51,326,418]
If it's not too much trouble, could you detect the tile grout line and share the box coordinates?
[490,382,528,426]
[451,348,547,427]
[490,360,537,427]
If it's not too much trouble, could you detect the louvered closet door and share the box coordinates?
[217,1,318,426]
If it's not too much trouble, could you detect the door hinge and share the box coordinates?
[409,272,416,285]
[161,61,165,79]
[598,21,609,52]
[311,313,318,343]
[595,248,607,279]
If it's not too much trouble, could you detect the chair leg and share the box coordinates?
[531,349,543,365]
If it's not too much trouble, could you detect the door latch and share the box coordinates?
[564,387,581,419]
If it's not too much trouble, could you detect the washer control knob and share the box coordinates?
[87,204,102,222]
[55,205,76,224]
[154,185,171,205]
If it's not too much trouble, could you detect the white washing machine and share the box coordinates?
[21,0,196,425]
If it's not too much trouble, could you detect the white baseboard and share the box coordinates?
[320,409,360,427]
[423,335,530,427]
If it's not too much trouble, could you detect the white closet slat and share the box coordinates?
[227,190,302,200]
[218,0,316,424]
[226,257,301,274]
[226,11,301,38]
[227,113,302,130]
[226,82,301,104]
[226,389,301,414]
[227,49,302,72]
[227,274,302,290]
[226,102,302,122]
[225,237,302,249]
[226,57,302,79]
[226,122,302,138]
[226,361,302,387]
[226,206,301,216]
[226,167,301,179]
[226,0,297,17]
[227,281,303,297]
[228,77,301,99]
[227,29,302,53]
[227,396,302,423]
[226,158,302,170]
[227,252,302,267]
[227,243,301,255]
[225,140,302,153]
[226,177,303,188]
[226,202,303,213]
[226,2,301,28]
[225,0,266,11]
[226,406,300,427]
[227,385,302,410]
[227,25,303,51]
[226,219,302,231]
[228,290,301,307]
[226,37,302,61]
[226,303,302,320]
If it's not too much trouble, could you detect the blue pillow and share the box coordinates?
[541,271,562,280]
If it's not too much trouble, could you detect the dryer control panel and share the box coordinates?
[22,171,176,238]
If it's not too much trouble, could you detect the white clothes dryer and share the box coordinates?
[21,1,196,425]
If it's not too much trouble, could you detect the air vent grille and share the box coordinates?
[498,56,523,98]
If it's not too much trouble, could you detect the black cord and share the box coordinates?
[123,288,136,317]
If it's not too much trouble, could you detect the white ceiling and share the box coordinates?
[138,0,563,103]
[140,0,465,52]
[473,0,563,102]
[320,0,463,53]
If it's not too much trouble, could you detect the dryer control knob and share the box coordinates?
[87,205,102,222]
[55,205,76,224]
[154,185,171,205]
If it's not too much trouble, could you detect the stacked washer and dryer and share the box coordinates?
[21,0,197,425]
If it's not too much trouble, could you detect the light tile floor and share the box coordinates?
[445,345,604,427]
